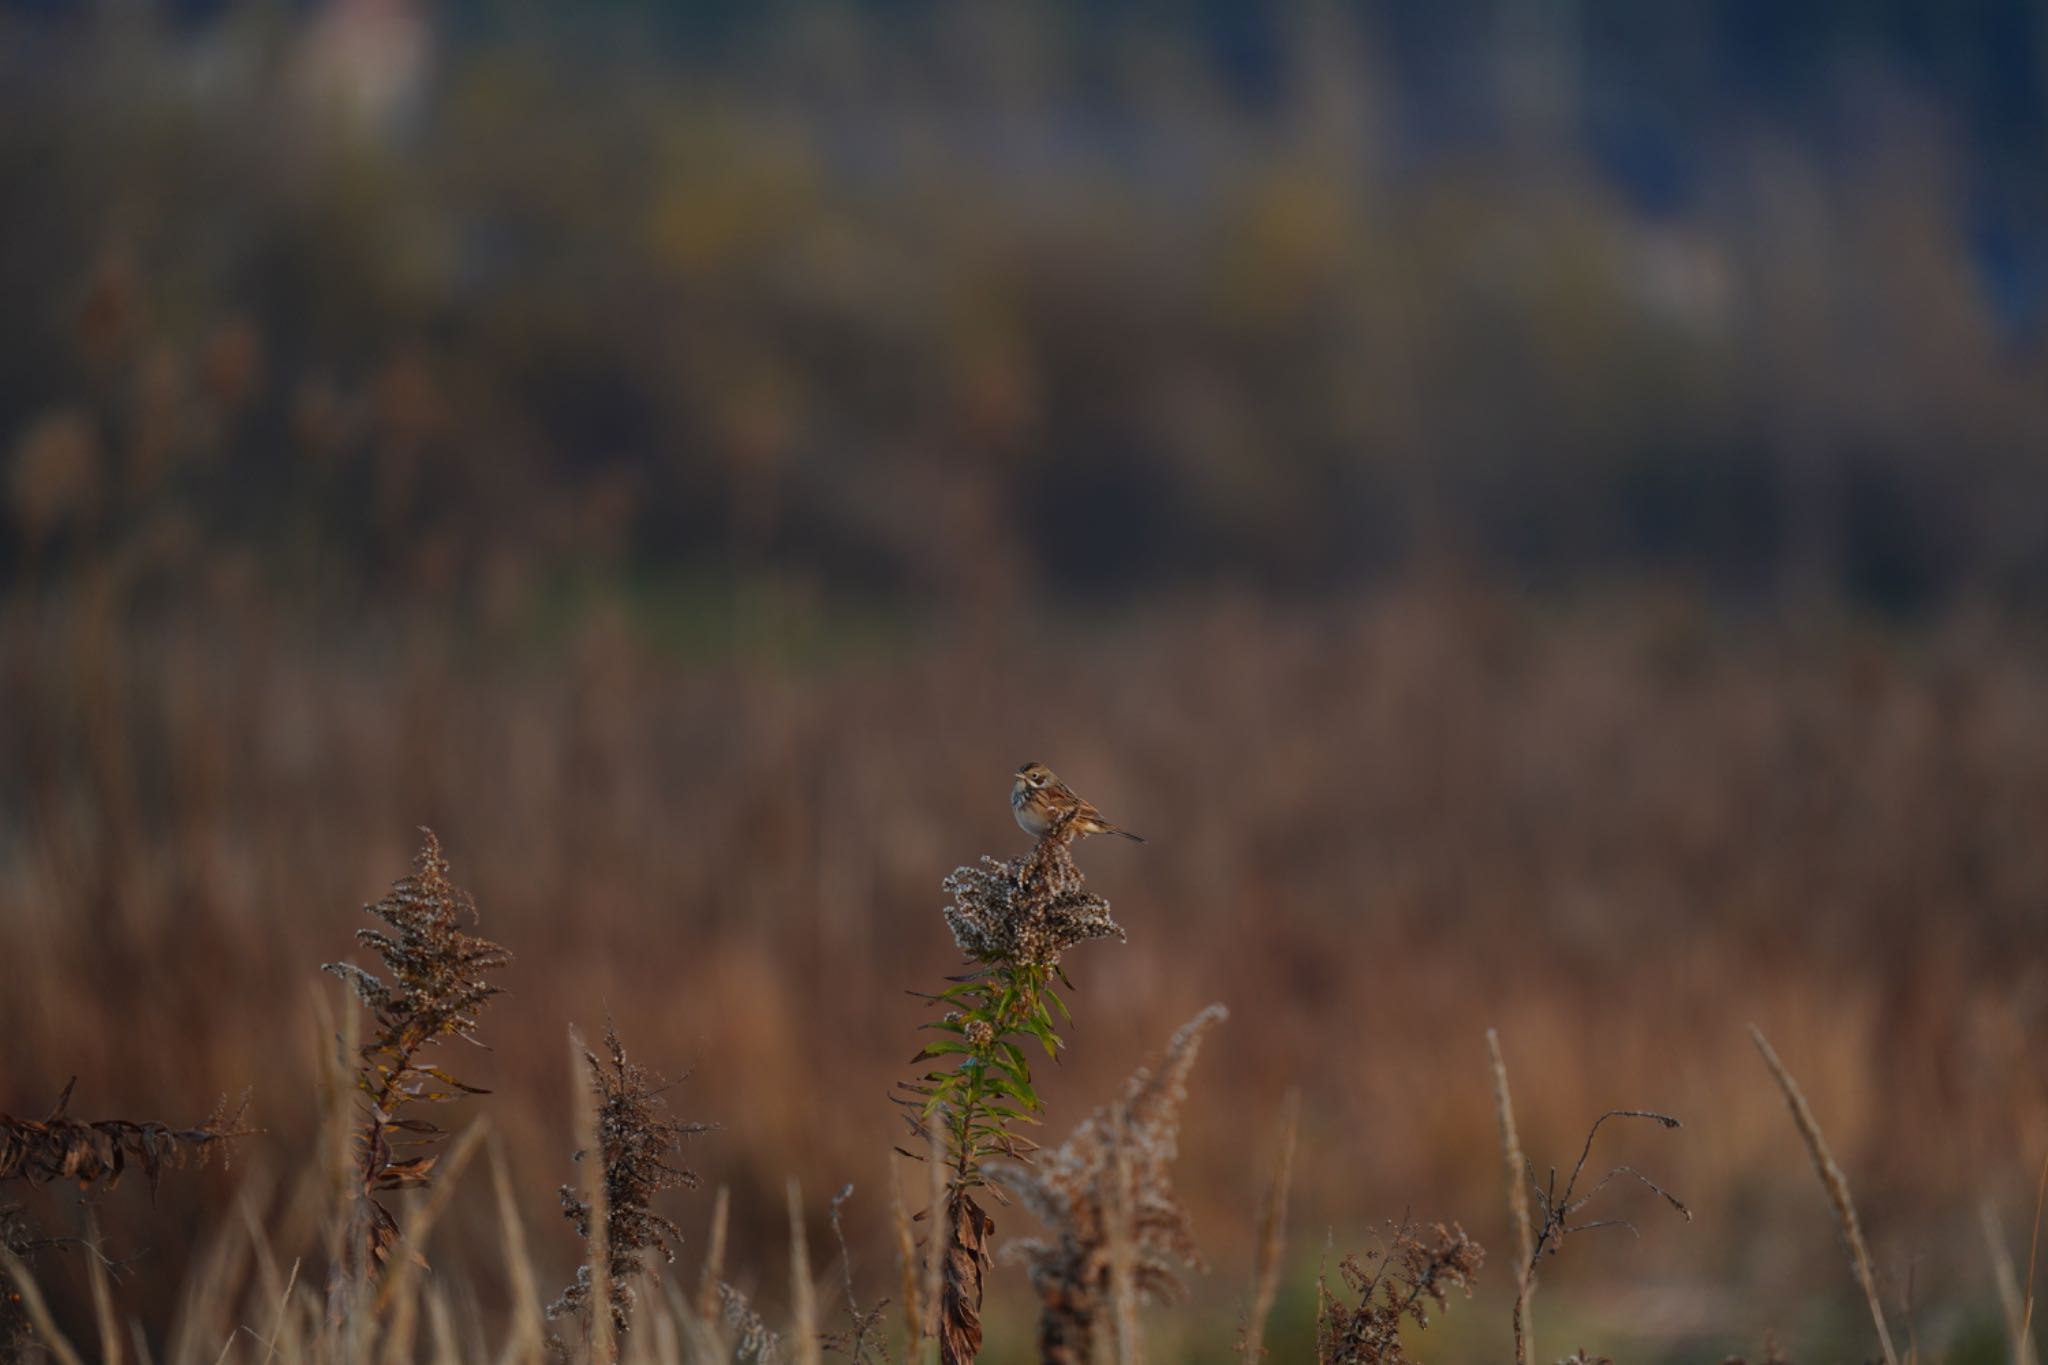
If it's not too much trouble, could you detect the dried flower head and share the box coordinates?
[1314,1222,1485,1365]
[942,821,1124,970]
[0,1081,250,1193]
[548,1023,712,1339]
[322,830,510,1277]
[718,1281,783,1363]
[324,829,509,1044]
[986,1004,1227,1365]
[0,1084,251,1358]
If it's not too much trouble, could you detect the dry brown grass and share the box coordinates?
[3,589,2047,1358]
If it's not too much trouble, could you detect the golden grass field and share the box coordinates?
[3,580,2046,1363]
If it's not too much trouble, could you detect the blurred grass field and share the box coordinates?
[5,576,2047,1359]
[5,3,2048,1360]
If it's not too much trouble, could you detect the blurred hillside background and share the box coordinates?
[4,2,2048,1361]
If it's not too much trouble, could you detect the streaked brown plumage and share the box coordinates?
[1011,763,1145,843]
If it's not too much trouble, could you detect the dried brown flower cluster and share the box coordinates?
[941,822,1125,970]
[548,1023,712,1339]
[987,1004,1226,1365]
[0,1080,249,1192]
[1,1082,250,1356]
[323,829,511,1275]
[1314,1222,1485,1365]
[718,1280,783,1363]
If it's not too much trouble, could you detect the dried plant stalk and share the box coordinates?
[1750,1025,1899,1365]
[1487,1030,1534,1365]
[549,1023,710,1347]
[85,1215,121,1365]
[322,829,510,1287]
[900,810,1130,1365]
[1981,1203,2039,1365]
[789,1181,824,1365]
[821,1184,889,1364]
[1314,1221,1484,1365]
[1108,1133,1142,1365]
[892,1182,924,1359]
[1239,1091,1299,1364]
[572,1029,616,1365]
[699,1186,731,1328]
[0,1082,248,1357]
[2024,1152,2048,1365]
[490,1141,549,1365]
[0,1080,249,1190]
[989,1005,1226,1365]
[922,1121,946,1365]
[374,1115,490,1365]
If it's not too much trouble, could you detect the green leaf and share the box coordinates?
[980,1103,1041,1125]
[1018,1014,1064,1057]
[982,1073,1041,1110]
[418,1066,491,1095]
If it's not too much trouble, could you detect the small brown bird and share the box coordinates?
[1011,762,1145,842]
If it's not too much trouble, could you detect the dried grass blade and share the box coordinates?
[1751,1024,1899,1365]
[572,1028,617,1365]
[377,1115,490,1363]
[1239,1090,1297,1364]
[2022,1149,2048,1365]
[788,1180,823,1365]
[922,1124,945,1365]
[259,1259,302,1365]
[85,1213,124,1365]
[892,1176,924,1359]
[1488,1028,1535,1365]
[1981,1203,2037,1365]
[490,1139,548,1365]
[0,1246,87,1365]
[1108,1110,1142,1365]
[696,1185,730,1329]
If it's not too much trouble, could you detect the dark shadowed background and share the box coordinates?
[4,2,2048,1361]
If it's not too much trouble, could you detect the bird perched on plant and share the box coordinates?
[1012,763,1145,843]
